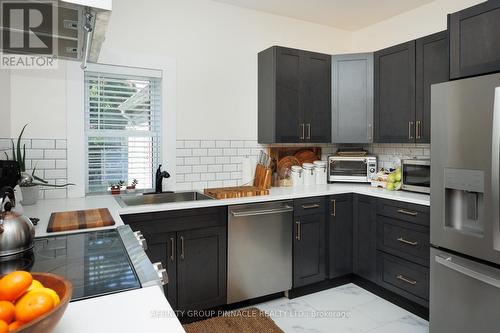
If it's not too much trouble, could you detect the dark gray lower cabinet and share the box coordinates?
[293,198,326,287]
[353,194,378,283]
[177,226,227,311]
[121,207,227,311]
[328,194,353,278]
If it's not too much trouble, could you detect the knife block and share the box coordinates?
[254,164,272,189]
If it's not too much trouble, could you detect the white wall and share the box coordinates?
[99,0,352,140]
[351,0,485,52]
[0,69,11,138]
[8,64,68,139]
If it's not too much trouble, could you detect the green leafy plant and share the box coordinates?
[4,124,75,188]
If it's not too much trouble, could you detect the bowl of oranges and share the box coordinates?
[0,271,72,333]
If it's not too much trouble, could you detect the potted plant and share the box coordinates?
[126,179,138,193]
[110,181,125,195]
[4,124,75,205]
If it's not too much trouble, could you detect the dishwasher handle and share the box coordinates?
[230,205,293,217]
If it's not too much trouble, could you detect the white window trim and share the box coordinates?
[66,55,177,198]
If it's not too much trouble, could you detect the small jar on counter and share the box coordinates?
[313,160,327,185]
[302,163,315,186]
[291,165,303,186]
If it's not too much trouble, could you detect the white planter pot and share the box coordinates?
[21,186,40,206]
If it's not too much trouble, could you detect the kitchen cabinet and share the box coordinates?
[415,31,449,143]
[293,197,326,287]
[376,199,430,307]
[176,226,227,311]
[258,46,331,144]
[332,53,374,143]
[328,194,353,278]
[374,41,416,143]
[121,207,227,311]
[449,1,500,79]
[353,194,377,283]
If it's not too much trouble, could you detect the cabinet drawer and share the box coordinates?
[378,252,429,304]
[377,216,429,267]
[294,197,325,216]
[376,199,429,226]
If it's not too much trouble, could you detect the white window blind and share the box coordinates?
[84,70,162,194]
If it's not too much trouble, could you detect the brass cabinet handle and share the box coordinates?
[396,274,417,285]
[397,237,418,246]
[170,237,175,262]
[397,209,418,216]
[408,121,414,140]
[416,121,421,140]
[331,199,336,216]
[306,123,311,140]
[296,221,301,241]
[302,203,320,209]
[180,236,185,260]
[300,123,305,140]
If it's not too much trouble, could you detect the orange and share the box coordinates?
[0,302,14,324]
[27,280,43,292]
[0,272,33,302]
[15,291,54,323]
[36,288,60,306]
[0,320,7,333]
[7,321,23,332]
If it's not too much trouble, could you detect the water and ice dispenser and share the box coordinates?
[444,168,485,236]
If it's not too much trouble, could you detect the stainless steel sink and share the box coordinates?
[115,191,214,207]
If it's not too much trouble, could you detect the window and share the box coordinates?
[84,68,162,194]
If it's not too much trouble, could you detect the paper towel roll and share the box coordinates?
[241,156,257,185]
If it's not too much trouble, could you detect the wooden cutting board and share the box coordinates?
[47,208,115,233]
[204,186,269,199]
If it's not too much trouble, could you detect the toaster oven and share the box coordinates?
[328,156,377,183]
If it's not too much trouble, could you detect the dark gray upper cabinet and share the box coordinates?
[374,41,416,143]
[449,1,500,79]
[258,46,331,144]
[416,31,449,143]
[332,53,374,143]
[328,194,353,278]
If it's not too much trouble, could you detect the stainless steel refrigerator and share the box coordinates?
[430,73,500,332]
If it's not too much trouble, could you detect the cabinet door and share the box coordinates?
[353,195,377,283]
[374,41,416,143]
[275,47,304,143]
[449,1,500,79]
[293,213,326,287]
[416,31,449,143]
[328,194,353,278]
[332,53,374,143]
[177,226,227,311]
[302,51,332,143]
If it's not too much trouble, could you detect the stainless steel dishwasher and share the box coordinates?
[227,201,293,304]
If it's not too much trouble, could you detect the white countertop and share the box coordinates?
[53,286,185,333]
[25,184,429,238]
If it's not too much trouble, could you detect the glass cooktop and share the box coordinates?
[1,230,141,301]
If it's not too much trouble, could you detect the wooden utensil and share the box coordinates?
[294,150,319,164]
[9,273,72,333]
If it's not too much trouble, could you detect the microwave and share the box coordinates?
[401,159,430,194]
[328,156,377,183]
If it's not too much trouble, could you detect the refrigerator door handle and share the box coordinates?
[435,254,500,289]
[493,88,500,248]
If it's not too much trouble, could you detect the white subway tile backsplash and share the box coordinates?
[56,140,67,149]
[44,169,67,179]
[174,139,430,191]
[44,149,66,159]
[26,149,44,159]
[32,160,56,170]
[32,139,55,149]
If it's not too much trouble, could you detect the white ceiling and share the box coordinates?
[213,0,435,31]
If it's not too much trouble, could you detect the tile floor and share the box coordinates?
[254,283,429,333]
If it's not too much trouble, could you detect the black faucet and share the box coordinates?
[155,164,171,193]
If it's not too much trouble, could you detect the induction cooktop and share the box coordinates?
[1,229,142,301]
